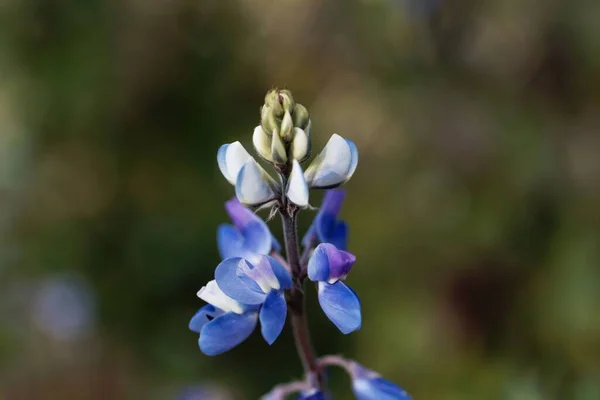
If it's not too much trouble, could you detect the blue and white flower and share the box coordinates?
[217,142,278,207]
[189,256,292,355]
[217,198,280,264]
[303,190,348,250]
[304,134,358,189]
[350,363,412,400]
[307,243,361,334]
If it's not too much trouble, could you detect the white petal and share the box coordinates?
[291,127,310,162]
[217,142,253,184]
[235,159,276,206]
[304,134,357,189]
[287,160,309,208]
[252,126,272,161]
[197,280,244,314]
[270,128,288,164]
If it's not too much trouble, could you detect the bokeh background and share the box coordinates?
[1,0,600,399]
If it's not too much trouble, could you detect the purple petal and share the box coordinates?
[318,281,361,334]
[225,199,272,255]
[214,258,266,305]
[199,311,258,356]
[308,244,356,283]
[259,291,287,345]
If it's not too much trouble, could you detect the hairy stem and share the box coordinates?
[281,209,324,389]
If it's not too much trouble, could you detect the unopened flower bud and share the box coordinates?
[280,111,294,142]
[293,103,310,130]
[278,89,295,112]
[270,128,288,164]
[264,90,284,118]
[256,89,312,166]
[261,106,278,136]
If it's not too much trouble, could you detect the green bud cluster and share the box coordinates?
[253,89,311,165]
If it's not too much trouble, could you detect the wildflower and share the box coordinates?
[303,190,348,250]
[217,198,280,264]
[350,362,412,400]
[304,134,358,189]
[189,256,292,355]
[217,142,278,207]
[307,243,361,334]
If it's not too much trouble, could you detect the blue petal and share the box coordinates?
[199,311,258,356]
[217,224,246,260]
[259,291,287,345]
[328,221,348,251]
[302,190,348,250]
[345,139,359,182]
[189,305,221,333]
[214,258,266,305]
[307,245,330,282]
[353,378,412,400]
[271,234,282,253]
[265,256,293,290]
[217,144,230,182]
[318,281,361,334]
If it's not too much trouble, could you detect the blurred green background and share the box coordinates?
[1,0,600,399]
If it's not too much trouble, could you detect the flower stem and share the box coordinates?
[281,209,324,389]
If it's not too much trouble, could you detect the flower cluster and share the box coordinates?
[189,89,410,399]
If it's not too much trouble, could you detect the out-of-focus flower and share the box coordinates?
[350,362,411,400]
[303,134,358,189]
[176,385,235,400]
[31,274,95,341]
[217,198,280,264]
[307,243,361,334]
[189,256,292,355]
[296,389,326,399]
[303,190,348,250]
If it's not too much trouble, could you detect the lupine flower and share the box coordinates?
[350,362,412,400]
[307,243,361,334]
[303,190,348,250]
[304,134,358,189]
[218,142,310,208]
[217,142,278,207]
[217,198,280,264]
[189,256,292,355]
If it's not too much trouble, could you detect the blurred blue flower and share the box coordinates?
[307,243,361,334]
[218,198,280,264]
[297,389,326,399]
[176,386,223,400]
[351,362,411,400]
[31,274,95,341]
[190,256,292,355]
[303,190,348,250]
